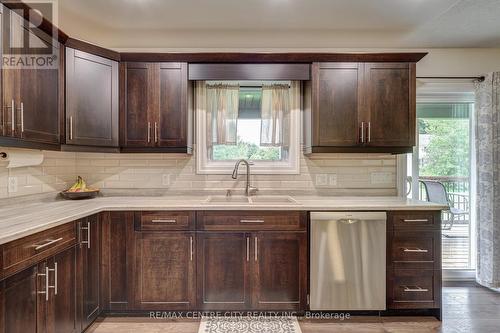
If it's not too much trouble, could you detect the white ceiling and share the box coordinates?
[57,0,500,49]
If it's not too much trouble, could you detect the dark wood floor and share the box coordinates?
[88,282,500,333]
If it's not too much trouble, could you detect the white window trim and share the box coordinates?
[195,84,301,175]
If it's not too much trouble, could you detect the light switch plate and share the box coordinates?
[371,172,393,184]
[315,174,328,186]
[328,174,338,186]
[162,174,170,186]
[8,176,18,193]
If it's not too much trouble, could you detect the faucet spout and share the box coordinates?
[231,159,258,196]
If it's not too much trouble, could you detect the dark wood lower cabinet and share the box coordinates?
[197,232,252,310]
[47,247,78,333]
[0,266,38,333]
[133,232,196,310]
[78,215,100,330]
[253,232,307,311]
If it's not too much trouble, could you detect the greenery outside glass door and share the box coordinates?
[408,103,474,270]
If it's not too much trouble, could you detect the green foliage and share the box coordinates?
[212,140,281,161]
[419,119,469,177]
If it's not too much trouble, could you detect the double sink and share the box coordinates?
[204,195,299,205]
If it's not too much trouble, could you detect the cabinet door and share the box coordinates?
[1,7,60,143]
[100,212,135,311]
[252,232,307,311]
[197,233,251,310]
[364,63,415,147]
[66,48,119,147]
[20,65,60,144]
[47,246,77,333]
[0,266,39,333]
[156,63,187,147]
[312,63,362,147]
[134,232,196,310]
[78,215,100,329]
[122,62,153,147]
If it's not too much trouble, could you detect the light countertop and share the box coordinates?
[0,195,445,245]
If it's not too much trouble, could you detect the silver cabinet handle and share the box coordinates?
[154,122,158,143]
[240,219,265,223]
[254,236,258,262]
[147,122,151,143]
[81,221,91,249]
[403,248,428,253]
[38,266,49,301]
[34,237,63,251]
[48,262,58,295]
[403,286,429,292]
[403,219,429,223]
[246,237,250,262]
[69,116,73,140]
[20,102,24,133]
[360,121,365,143]
[151,219,177,223]
[11,100,15,132]
[367,121,371,143]
[190,236,193,261]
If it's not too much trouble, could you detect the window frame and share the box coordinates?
[195,82,301,175]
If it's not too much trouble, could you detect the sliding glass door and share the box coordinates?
[408,102,475,271]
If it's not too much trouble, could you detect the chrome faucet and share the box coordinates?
[232,159,258,196]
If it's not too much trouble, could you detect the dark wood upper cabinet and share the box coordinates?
[252,232,307,311]
[312,63,362,147]
[121,62,189,150]
[66,47,119,147]
[364,62,415,147]
[310,62,416,153]
[197,232,251,310]
[133,232,196,310]
[0,6,61,146]
[78,215,100,331]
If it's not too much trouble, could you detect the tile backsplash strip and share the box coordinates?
[0,149,397,198]
[75,152,397,196]
[0,149,77,199]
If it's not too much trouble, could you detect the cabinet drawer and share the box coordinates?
[388,269,441,309]
[2,222,77,278]
[136,211,195,231]
[197,211,306,231]
[390,211,440,229]
[391,231,440,269]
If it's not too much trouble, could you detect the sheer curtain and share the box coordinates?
[475,72,500,289]
[260,82,298,147]
[196,81,240,146]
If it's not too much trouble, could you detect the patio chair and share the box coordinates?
[419,180,469,233]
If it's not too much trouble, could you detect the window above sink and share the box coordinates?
[195,80,301,175]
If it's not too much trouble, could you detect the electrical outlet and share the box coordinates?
[8,176,18,193]
[371,172,393,184]
[328,174,338,186]
[315,174,328,186]
[162,174,170,186]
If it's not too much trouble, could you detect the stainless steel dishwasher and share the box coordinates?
[310,212,387,311]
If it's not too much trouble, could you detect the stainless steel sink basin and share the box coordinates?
[204,196,250,204]
[249,196,298,205]
[204,195,298,205]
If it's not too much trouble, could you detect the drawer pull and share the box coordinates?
[240,219,265,223]
[402,219,429,223]
[403,248,428,253]
[34,237,63,251]
[403,286,429,292]
[151,219,177,223]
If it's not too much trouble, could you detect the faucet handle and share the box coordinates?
[248,186,259,196]
[226,189,233,197]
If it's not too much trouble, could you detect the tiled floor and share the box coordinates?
[87,282,500,333]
